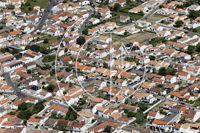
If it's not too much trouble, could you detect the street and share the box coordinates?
[141,0,168,21]
[31,0,55,33]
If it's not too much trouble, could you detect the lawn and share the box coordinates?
[112,11,143,21]
[37,36,61,47]
[21,0,49,13]
[146,14,167,23]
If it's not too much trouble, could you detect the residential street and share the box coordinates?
[141,0,168,20]
[31,0,55,33]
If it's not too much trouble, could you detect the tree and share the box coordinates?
[46,84,56,92]
[40,46,48,54]
[82,28,88,35]
[113,3,121,11]
[17,110,32,120]
[65,105,83,121]
[104,126,112,132]
[32,101,45,114]
[27,69,31,74]
[196,43,200,53]
[69,114,74,120]
[18,102,32,111]
[25,1,30,6]
[44,38,49,44]
[174,20,184,27]
[76,36,86,45]
[126,0,131,5]
[6,4,15,9]
[124,31,128,36]
[127,111,135,118]
[50,69,55,76]
[171,95,174,99]
[186,45,196,55]
[158,67,167,76]
[149,55,155,60]
[25,45,31,50]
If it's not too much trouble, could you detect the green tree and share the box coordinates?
[40,46,48,54]
[174,20,184,27]
[104,126,112,132]
[69,114,74,120]
[46,84,56,92]
[50,69,55,76]
[27,69,31,74]
[196,43,200,52]
[149,55,155,60]
[17,110,32,120]
[76,36,86,45]
[186,45,196,55]
[25,1,30,6]
[171,95,174,98]
[6,4,15,9]
[113,3,121,11]
[158,67,167,76]
[18,102,31,111]
[32,101,45,114]
[0,24,3,30]
[25,45,31,50]
[82,28,88,35]
[44,38,49,44]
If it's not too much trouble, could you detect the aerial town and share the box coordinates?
[0,0,200,132]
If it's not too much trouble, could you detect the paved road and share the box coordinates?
[156,23,200,36]
[4,73,26,98]
[141,0,168,21]
[4,72,43,100]
[31,0,55,33]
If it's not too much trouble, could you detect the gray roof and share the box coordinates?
[163,112,179,122]
[44,119,58,128]
[0,108,6,113]
[7,95,18,101]
[24,62,36,67]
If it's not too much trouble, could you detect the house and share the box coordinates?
[59,56,72,65]
[135,20,151,27]
[94,80,106,90]
[147,111,165,121]
[162,100,177,110]
[178,71,191,80]
[99,35,112,43]
[110,112,122,121]
[129,7,143,13]
[49,42,59,50]
[78,111,94,123]
[79,0,90,6]
[149,24,163,32]
[43,119,58,131]
[111,96,125,104]
[149,87,166,96]
[115,79,127,86]
[188,77,196,84]
[165,83,179,91]
[119,15,130,23]
[88,28,99,35]
[165,75,176,83]
[157,30,171,37]
[118,0,126,7]
[114,28,127,35]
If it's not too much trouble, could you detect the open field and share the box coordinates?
[21,0,49,13]
[109,32,156,45]
[37,36,61,47]
[146,14,167,23]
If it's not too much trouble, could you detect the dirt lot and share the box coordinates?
[146,14,167,23]
[112,32,156,45]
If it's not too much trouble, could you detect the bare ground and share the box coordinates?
[113,32,156,45]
